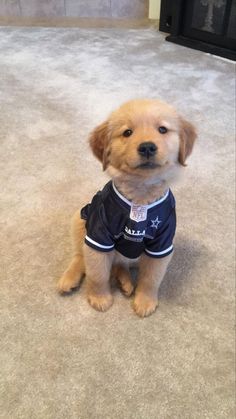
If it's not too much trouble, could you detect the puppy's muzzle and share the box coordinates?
[138,142,157,159]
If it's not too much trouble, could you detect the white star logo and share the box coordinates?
[150,216,162,229]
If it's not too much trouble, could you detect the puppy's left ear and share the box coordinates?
[89,121,110,170]
[178,118,197,166]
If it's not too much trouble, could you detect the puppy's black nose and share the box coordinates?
[138,142,157,158]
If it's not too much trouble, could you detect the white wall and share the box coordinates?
[149,0,161,19]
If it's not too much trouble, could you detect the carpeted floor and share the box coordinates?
[0,26,235,419]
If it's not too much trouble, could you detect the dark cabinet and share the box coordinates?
[160,0,236,60]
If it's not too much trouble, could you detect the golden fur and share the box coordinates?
[58,99,196,317]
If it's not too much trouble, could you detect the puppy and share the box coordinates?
[58,99,196,317]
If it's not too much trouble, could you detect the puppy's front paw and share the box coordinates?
[133,293,158,317]
[87,292,113,312]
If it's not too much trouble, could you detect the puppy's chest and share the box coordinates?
[112,206,161,243]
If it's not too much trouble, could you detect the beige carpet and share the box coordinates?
[0,26,235,419]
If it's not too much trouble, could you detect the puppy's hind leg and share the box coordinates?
[113,265,134,297]
[58,254,85,293]
[58,212,86,294]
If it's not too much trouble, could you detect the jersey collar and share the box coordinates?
[112,182,169,209]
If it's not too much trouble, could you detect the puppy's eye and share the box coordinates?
[158,126,168,134]
[123,129,133,137]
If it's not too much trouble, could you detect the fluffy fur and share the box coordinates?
[58,99,196,317]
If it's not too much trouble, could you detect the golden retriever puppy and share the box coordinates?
[58,99,196,317]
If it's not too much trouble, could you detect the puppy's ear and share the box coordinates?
[89,121,110,170]
[178,118,197,166]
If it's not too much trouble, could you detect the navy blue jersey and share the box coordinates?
[81,181,176,259]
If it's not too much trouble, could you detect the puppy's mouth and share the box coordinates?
[122,158,168,173]
[136,161,160,169]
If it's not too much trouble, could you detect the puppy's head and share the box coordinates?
[89,99,196,178]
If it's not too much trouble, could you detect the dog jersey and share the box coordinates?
[81,181,176,259]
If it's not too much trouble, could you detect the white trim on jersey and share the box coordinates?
[145,244,173,256]
[85,235,114,249]
[112,182,169,209]
[112,182,131,206]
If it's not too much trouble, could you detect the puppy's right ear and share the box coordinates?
[89,121,110,170]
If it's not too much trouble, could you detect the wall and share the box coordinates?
[0,0,149,18]
[149,0,161,19]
